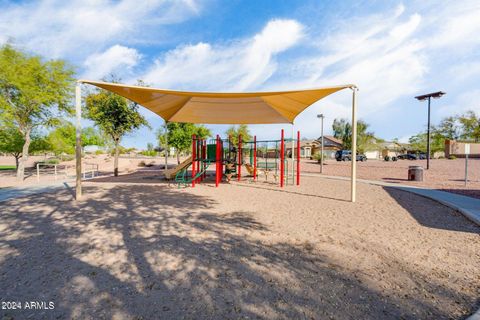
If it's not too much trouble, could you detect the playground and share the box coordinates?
[1,175,479,319]
[1,82,479,320]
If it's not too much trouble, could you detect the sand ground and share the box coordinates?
[301,158,480,199]
[0,173,479,319]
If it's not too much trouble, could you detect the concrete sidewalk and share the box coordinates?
[303,173,480,226]
[0,181,72,202]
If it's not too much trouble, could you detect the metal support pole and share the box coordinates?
[297,131,300,185]
[216,135,220,187]
[291,124,295,184]
[192,134,196,187]
[426,96,431,170]
[280,129,285,188]
[351,88,358,203]
[75,83,82,199]
[164,121,168,171]
[321,116,324,173]
[253,136,257,181]
[238,134,242,181]
[465,154,469,187]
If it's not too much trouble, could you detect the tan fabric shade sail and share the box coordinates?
[80,80,355,124]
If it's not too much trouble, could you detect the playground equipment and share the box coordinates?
[75,80,358,202]
[164,156,192,179]
[172,129,301,188]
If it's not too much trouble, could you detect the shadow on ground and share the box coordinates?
[383,186,479,234]
[0,184,478,319]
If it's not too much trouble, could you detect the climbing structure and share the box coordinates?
[173,129,301,188]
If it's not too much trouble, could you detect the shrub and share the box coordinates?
[448,155,457,160]
[138,161,146,167]
[312,153,322,163]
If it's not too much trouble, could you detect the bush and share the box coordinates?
[95,150,104,155]
[312,153,322,163]
[140,150,157,157]
[138,161,146,167]
[448,155,457,160]
[44,158,60,164]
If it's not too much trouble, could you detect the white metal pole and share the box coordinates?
[291,124,295,184]
[351,88,358,203]
[75,82,82,199]
[164,121,169,171]
[321,116,324,173]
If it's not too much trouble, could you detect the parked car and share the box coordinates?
[417,153,427,160]
[397,153,417,160]
[335,150,367,162]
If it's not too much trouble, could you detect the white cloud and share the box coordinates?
[141,19,304,91]
[83,45,141,80]
[0,0,201,59]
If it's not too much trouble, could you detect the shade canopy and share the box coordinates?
[81,80,354,124]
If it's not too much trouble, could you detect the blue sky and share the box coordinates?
[1,0,479,148]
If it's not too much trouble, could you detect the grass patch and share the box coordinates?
[0,165,16,170]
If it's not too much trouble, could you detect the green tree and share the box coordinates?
[47,122,106,155]
[458,111,480,142]
[85,84,149,176]
[332,118,351,149]
[436,116,460,140]
[332,118,375,153]
[408,129,445,154]
[166,122,211,164]
[0,126,50,170]
[0,44,74,180]
[225,124,252,145]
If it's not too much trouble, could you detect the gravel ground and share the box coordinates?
[301,158,480,199]
[0,174,479,319]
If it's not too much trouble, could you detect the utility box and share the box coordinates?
[408,166,424,181]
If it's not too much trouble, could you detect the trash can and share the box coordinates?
[408,166,423,181]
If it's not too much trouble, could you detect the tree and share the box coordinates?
[436,116,460,140]
[332,118,351,149]
[332,118,375,153]
[458,111,480,142]
[166,122,211,164]
[0,126,50,170]
[0,44,74,180]
[225,124,252,145]
[85,83,149,176]
[47,122,106,155]
[408,129,445,154]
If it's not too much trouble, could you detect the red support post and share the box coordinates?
[215,135,220,187]
[280,129,284,187]
[297,131,300,186]
[192,134,196,187]
[202,140,206,180]
[253,135,257,181]
[238,134,242,181]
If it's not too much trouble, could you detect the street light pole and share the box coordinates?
[317,114,324,173]
[415,91,445,170]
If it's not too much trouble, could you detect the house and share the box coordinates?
[377,141,409,159]
[314,136,343,159]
